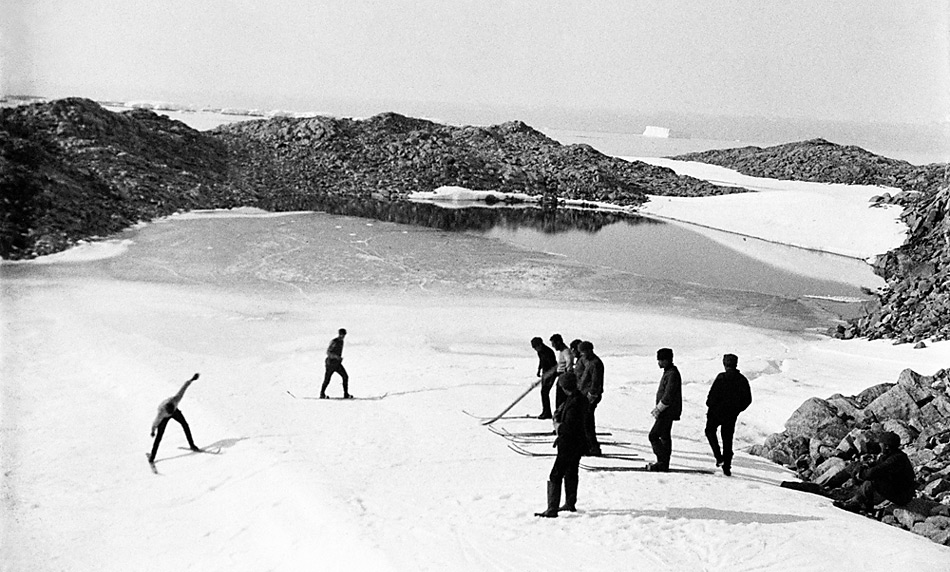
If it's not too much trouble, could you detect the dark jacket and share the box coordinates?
[706,368,752,419]
[656,365,682,421]
[554,391,589,453]
[860,449,917,505]
[326,336,344,363]
[578,354,604,403]
[536,344,557,372]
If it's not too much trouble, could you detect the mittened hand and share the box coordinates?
[191,373,200,381]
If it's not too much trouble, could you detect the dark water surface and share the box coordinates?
[254,193,867,299]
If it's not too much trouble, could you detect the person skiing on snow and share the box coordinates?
[704,353,752,476]
[321,328,351,399]
[531,337,558,419]
[148,373,202,464]
[648,348,682,472]
[535,371,588,518]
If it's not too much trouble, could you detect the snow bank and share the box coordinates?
[634,158,907,261]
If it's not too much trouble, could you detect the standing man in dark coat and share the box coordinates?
[705,353,752,476]
[834,431,917,512]
[531,337,558,419]
[648,348,681,472]
[577,341,604,456]
[535,371,588,518]
[321,328,351,399]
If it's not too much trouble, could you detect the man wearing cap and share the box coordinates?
[834,431,917,512]
[705,353,752,476]
[648,348,682,472]
[535,371,588,518]
[577,341,604,456]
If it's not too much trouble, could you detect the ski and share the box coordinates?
[507,443,642,461]
[178,447,222,455]
[487,425,611,438]
[500,434,635,447]
[580,464,714,474]
[288,390,388,401]
[461,409,537,422]
[475,379,544,425]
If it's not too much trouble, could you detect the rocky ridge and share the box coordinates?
[0,98,733,259]
[211,111,733,212]
[675,139,950,344]
[750,368,950,545]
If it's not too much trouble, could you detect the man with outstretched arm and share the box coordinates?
[321,328,351,399]
[148,373,202,465]
[648,348,682,472]
[705,353,752,476]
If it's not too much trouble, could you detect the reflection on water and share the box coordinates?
[257,192,656,234]
[251,192,865,299]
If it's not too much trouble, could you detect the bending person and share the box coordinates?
[149,373,201,464]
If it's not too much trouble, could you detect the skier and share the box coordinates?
[148,373,202,465]
[535,371,588,518]
[531,337,558,419]
[577,341,604,456]
[550,333,574,410]
[704,353,752,476]
[648,348,682,472]
[321,328,351,399]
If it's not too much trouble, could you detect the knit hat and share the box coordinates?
[657,348,673,361]
[558,371,578,390]
[879,431,901,449]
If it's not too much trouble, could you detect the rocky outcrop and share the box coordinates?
[0,98,237,258]
[210,112,733,213]
[1,99,735,260]
[751,368,950,545]
[675,138,950,344]
[853,184,950,343]
[672,138,945,192]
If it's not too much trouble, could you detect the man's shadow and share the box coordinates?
[581,506,822,525]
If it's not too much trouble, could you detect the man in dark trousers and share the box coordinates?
[149,373,201,465]
[321,328,351,399]
[531,337,558,419]
[705,353,752,476]
[648,348,682,472]
[535,371,588,518]
[577,341,604,456]
[834,431,917,512]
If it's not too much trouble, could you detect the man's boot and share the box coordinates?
[534,480,561,518]
[559,473,578,512]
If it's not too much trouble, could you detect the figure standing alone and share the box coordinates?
[704,353,752,476]
[321,328,351,399]
[648,348,681,472]
[149,373,202,465]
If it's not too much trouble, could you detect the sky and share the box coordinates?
[2,0,948,125]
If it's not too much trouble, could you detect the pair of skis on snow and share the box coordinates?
[472,378,713,474]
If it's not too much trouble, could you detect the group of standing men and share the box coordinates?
[532,337,752,517]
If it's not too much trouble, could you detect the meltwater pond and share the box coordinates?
[254,194,878,300]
